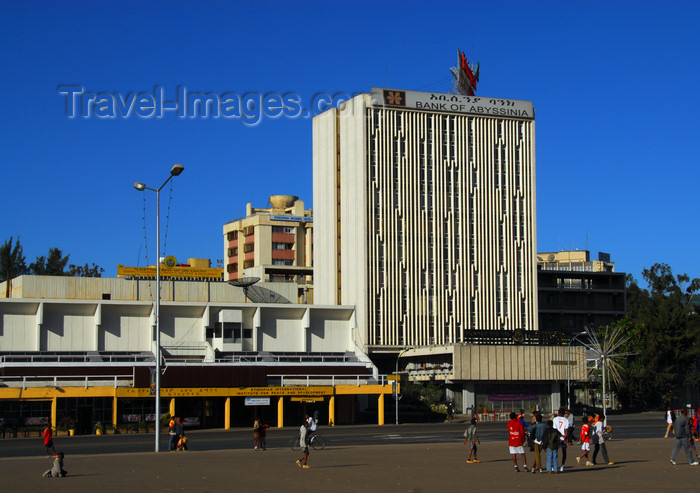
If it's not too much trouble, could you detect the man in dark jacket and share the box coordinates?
[669,408,699,466]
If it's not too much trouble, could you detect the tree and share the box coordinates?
[67,262,104,278]
[2,239,104,280]
[0,237,28,297]
[618,264,700,410]
[29,248,70,275]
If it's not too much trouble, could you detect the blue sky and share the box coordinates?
[1,0,698,283]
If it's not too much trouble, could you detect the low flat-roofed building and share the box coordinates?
[0,275,394,433]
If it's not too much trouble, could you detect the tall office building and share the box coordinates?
[313,89,539,353]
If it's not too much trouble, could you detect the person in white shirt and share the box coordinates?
[566,410,576,445]
[552,407,569,472]
[665,407,675,438]
[591,414,614,465]
[305,414,317,442]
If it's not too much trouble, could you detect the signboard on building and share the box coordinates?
[270,215,312,222]
[488,393,538,401]
[245,397,271,406]
[162,386,333,398]
[371,87,534,120]
[117,264,224,279]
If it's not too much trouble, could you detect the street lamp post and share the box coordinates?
[395,348,408,426]
[567,331,588,411]
[134,163,184,453]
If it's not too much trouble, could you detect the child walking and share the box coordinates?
[464,418,481,463]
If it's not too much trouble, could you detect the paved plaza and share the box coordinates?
[0,434,697,492]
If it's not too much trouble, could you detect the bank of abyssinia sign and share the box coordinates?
[371,87,534,120]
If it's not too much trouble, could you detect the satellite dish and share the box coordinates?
[228,277,260,303]
[228,277,260,288]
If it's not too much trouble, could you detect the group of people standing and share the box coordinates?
[510,407,613,473]
[464,407,614,473]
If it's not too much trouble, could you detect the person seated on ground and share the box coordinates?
[42,452,67,478]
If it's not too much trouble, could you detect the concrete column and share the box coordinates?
[277,397,284,428]
[551,382,561,412]
[302,308,310,352]
[36,302,44,351]
[224,398,231,430]
[463,382,475,414]
[253,308,261,352]
[112,395,118,427]
[378,394,384,426]
[51,396,57,432]
[328,396,335,427]
[169,398,176,417]
[94,303,102,351]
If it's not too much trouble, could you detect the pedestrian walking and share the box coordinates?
[253,418,261,450]
[42,424,56,456]
[168,416,178,452]
[591,414,613,465]
[664,407,675,438]
[259,421,268,450]
[577,416,593,466]
[566,409,576,445]
[669,408,699,466]
[169,417,184,452]
[464,418,480,463]
[507,411,528,472]
[295,421,311,469]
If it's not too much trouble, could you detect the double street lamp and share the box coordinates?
[133,163,184,452]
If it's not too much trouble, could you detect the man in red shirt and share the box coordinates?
[42,424,56,456]
[508,411,528,472]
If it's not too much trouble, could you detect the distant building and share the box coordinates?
[537,250,626,335]
[223,195,313,303]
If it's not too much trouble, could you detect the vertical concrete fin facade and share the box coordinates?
[313,92,538,351]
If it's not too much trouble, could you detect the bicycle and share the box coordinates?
[289,433,327,451]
